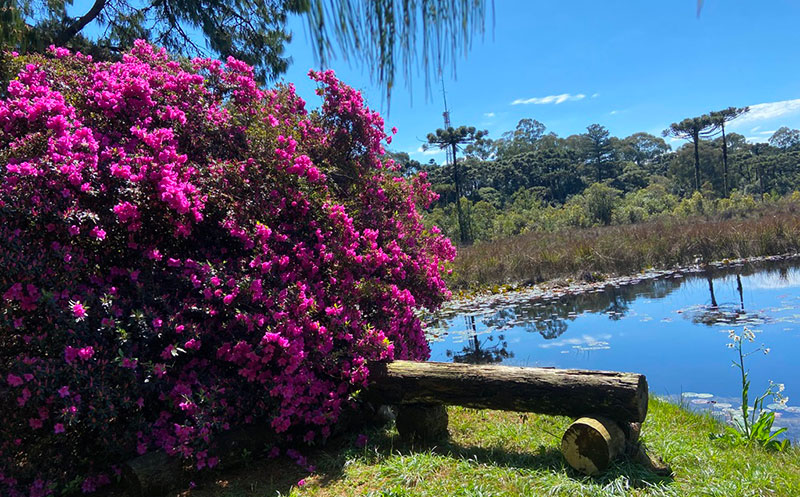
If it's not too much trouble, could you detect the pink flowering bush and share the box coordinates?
[0,42,454,496]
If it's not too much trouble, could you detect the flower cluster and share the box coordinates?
[0,42,454,496]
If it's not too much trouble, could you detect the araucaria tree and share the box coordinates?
[425,126,487,244]
[0,43,455,496]
[663,116,718,192]
[584,123,616,183]
[709,106,749,195]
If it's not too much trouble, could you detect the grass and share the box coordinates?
[448,208,800,290]
[172,397,800,497]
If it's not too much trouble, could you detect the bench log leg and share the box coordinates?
[561,416,625,476]
[561,417,671,477]
[395,404,448,444]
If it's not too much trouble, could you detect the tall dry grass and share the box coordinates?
[449,206,800,289]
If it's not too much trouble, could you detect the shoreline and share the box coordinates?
[443,252,800,311]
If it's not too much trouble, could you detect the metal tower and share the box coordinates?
[441,80,455,166]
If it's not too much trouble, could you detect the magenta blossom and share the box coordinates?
[71,301,88,320]
[6,374,23,387]
[1,42,453,496]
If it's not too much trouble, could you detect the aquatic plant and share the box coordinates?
[712,327,790,451]
[0,42,454,495]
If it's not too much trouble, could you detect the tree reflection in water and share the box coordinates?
[691,269,767,326]
[447,315,513,364]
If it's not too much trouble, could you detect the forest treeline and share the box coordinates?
[389,117,800,245]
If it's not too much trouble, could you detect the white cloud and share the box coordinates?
[483,112,495,118]
[751,126,761,132]
[758,130,776,135]
[416,146,443,155]
[511,93,586,105]
[732,98,800,125]
[592,93,600,98]
[610,110,619,115]
[539,333,612,350]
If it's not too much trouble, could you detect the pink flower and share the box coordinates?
[355,434,368,448]
[6,374,23,387]
[54,423,65,434]
[78,346,94,360]
[71,301,88,320]
[297,479,306,487]
[153,363,167,378]
[58,386,70,398]
[90,226,106,240]
[64,346,79,364]
[113,201,140,223]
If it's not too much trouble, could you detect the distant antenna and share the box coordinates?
[441,79,451,128]
[441,80,456,166]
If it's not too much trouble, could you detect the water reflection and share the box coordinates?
[430,272,685,342]
[427,259,800,440]
[430,261,793,345]
[688,269,768,326]
[446,315,513,364]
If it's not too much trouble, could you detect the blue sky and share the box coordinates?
[275,1,800,162]
[66,0,800,162]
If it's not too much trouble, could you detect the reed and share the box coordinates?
[449,206,800,289]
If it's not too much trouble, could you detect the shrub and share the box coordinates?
[0,42,454,496]
[578,182,622,226]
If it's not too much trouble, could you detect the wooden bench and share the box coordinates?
[364,360,670,476]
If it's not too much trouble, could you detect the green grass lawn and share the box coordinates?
[176,397,800,497]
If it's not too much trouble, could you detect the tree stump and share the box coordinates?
[560,416,626,476]
[395,404,449,444]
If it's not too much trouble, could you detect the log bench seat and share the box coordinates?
[364,360,670,477]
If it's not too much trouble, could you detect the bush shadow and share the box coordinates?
[128,421,673,496]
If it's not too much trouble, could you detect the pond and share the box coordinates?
[426,258,800,440]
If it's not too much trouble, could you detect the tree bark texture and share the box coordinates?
[365,361,648,423]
